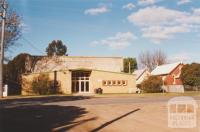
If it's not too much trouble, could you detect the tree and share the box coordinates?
[0,1,22,51]
[138,51,153,71]
[46,40,67,56]
[123,57,137,73]
[152,49,167,66]
[4,53,42,95]
[141,76,163,93]
[138,49,167,71]
[180,63,200,88]
[4,53,31,95]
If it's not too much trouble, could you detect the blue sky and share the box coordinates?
[7,0,200,63]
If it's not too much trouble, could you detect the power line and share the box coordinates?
[21,37,44,55]
[21,37,60,73]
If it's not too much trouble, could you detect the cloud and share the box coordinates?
[192,8,200,15]
[84,6,109,15]
[177,0,191,5]
[141,25,189,43]
[169,53,192,63]
[122,3,135,10]
[91,32,137,49]
[128,6,187,26]
[128,6,200,43]
[138,0,156,6]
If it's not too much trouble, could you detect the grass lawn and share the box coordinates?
[94,91,200,98]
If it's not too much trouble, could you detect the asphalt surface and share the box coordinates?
[1,95,200,132]
[45,95,200,106]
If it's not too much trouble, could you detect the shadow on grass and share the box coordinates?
[0,104,97,132]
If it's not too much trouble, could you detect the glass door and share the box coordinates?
[72,71,90,93]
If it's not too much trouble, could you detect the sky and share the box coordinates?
[7,0,200,63]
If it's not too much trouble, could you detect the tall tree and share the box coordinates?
[0,0,22,51]
[123,57,137,73]
[138,49,167,71]
[46,40,67,56]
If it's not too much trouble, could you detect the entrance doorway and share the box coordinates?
[72,71,91,93]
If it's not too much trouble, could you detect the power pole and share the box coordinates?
[0,0,7,98]
[128,61,131,74]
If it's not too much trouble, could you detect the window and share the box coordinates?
[122,80,127,86]
[102,80,128,86]
[108,80,112,85]
[86,82,89,92]
[102,80,107,86]
[117,80,122,86]
[112,80,116,85]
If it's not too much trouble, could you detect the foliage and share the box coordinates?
[123,57,137,73]
[4,53,31,95]
[0,2,22,51]
[141,76,163,93]
[4,53,42,95]
[139,49,167,71]
[180,63,200,87]
[31,74,59,95]
[46,40,67,56]
[136,84,141,89]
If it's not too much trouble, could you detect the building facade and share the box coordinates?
[22,56,136,95]
[151,62,184,93]
[134,68,150,85]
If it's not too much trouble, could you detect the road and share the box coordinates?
[1,95,200,132]
[45,95,200,106]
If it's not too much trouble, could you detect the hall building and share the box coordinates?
[22,56,136,95]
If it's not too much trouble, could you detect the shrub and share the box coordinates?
[141,76,162,93]
[31,74,59,95]
[181,63,200,87]
[136,84,141,89]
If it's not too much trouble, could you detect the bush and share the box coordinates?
[181,63,200,87]
[136,84,141,89]
[31,74,59,95]
[141,76,162,93]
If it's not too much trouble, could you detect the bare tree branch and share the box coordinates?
[138,49,167,71]
[0,3,22,51]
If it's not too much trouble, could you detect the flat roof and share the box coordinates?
[30,55,123,59]
[23,68,135,76]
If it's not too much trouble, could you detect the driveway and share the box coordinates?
[0,95,200,132]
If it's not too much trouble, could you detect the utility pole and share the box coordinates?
[128,61,131,74]
[0,0,7,98]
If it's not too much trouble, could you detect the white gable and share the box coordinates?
[134,69,150,84]
[151,62,181,76]
[134,69,146,80]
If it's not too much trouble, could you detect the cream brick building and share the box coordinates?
[22,56,136,95]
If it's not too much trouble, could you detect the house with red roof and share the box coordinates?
[151,62,184,93]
